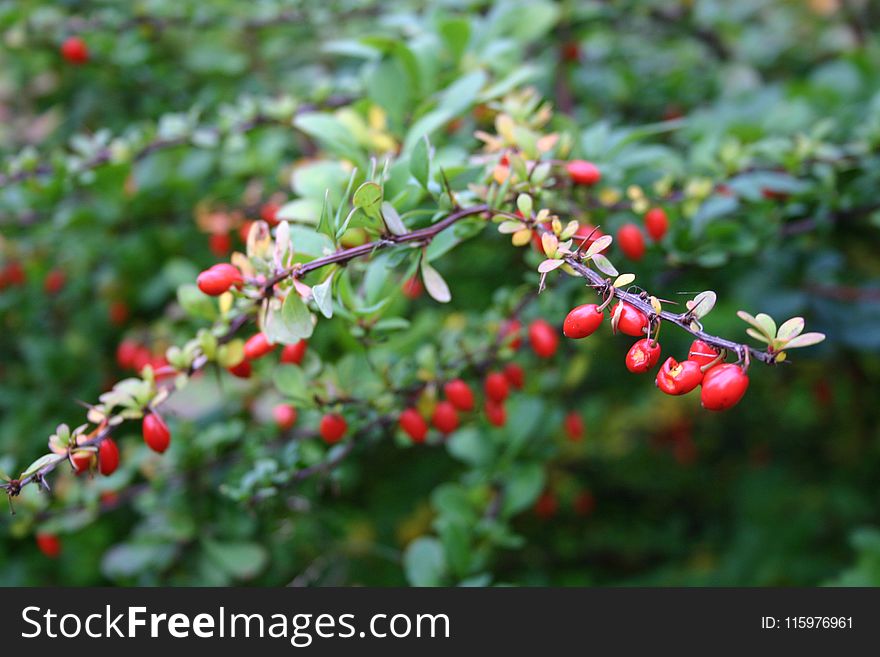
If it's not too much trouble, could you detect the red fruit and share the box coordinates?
[484,400,506,427]
[625,339,662,373]
[644,208,669,241]
[197,263,243,296]
[399,408,428,444]
[116,339,141,369]
[108,300,129,326]
[273,404,297,430]
[131,346,152,372]
[71,450,94,474]
[534,491,558,519]
[36,533,61,559]
[573,490,595,516]
[98,438,120,476]
[142,412,171,453]
[280,340,308,365]
[243,332,276,360]
[432,401,459,434]
[563,303,604,339]
[227,360,252,378]
[617,223,645,261]
[484,371,509,403]
[687,340,720,367]
[402,276,423,299]
[444,379,474,412]
[701,364,749,411]
[208,233,232,257]
[529,319,559,358]
[319,413,347,444]
[60,36,89,64]
[655,357,703,395]
[560,41,580,62]
[499,319,522,350]
[260,202,281,225]
[239,220,255,243]
[566,160,601,186]
[503,363,525,389]
[612,302,648,337]
[44,268,66,294]
[572,224,606,250]
[564,412,584,442]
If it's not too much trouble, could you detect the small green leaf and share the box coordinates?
[312,273,335,319]
[381,202,407,236]
[591,253,618,277]
[746,328,772,344]
[177,284,218,321]
[421,261,451,303]
[586,235,612,257]
[613,273,635,287]
[690,291,717,319]
[352,182,383,219]
[273,365,310,403]
[755,313,777,339]
[777,317,805,341]
[783,332,826,349]
[403,537,447,587]
[516,194,533,218]
[410,136,430,189]
[538,258,564,273]
[202,540,268,581]
[737,310,770,338]
[22,454,59,478]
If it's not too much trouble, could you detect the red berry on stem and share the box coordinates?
[432,401,459,434]
[655,357,704,395]
[484,372,509,403]
[566,160,601,186]
[687,339,720,367]
[71,450,94,474]
[99,438,120,476]
[44,268,66,295]
[444,379,474,412]
[617,223,646,261]
[534,491,558,519]
[625,339,662,373]
[227,360,252,378]
[402,276,423,299]
[399,408,428,444]
[612,302,648,337]
[273,404,297,430]
[197,263,243,296]
[529,319,559,358]
[503,363,525,389]
[36,533,61,558]
[260,202,281,225]
[484,400,506,427]
[61,36,89,64]
[701,364,749,411]
[116,339,140,369]
[243,332,276,360]
[644,208,669,241]
[209,233,232,257]
[142,412,171,453]
[573,224,606,251]
[563,304,604,339]
[499,319,522,350]
[280,340,308,365]
[564,412,584,442]
[319,414,347,444]
[108,300,130,326]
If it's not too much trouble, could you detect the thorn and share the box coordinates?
[439,168,460,210]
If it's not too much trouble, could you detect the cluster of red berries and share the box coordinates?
[564,301,749,410]
[116,339,171,376]
[228,332,307,379]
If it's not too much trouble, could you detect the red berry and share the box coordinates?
[573,490,595,516]
[116,339,141,369]
[687,339,720,367]
[402,276,423,299]
[131,345,152,372]
[273,404,297,430]
[260,202,281,225]
[563,303,604,339]
[560,41,580,62]
[432,401,459,434]
[529,319,559,358]
[243,332,276,360]
[399,408,428,444]
[208,233,232,257]
[566,160,601,186]
[60,36,89,64]
[644,208,669,241]
[564,412,584,442]
[197,263,243,296]
[499,319,522,350]
[239,221,255,243]
[534,491,558,519]
[44,268,66,295]
[98,438,120,476]
[612,302,648,337]
[572,224,606,251]
[142,412,171,453]
[227,360,252,378]
[484,400,506,427]
[2,260,26,286]
[108,300,130,326]
[280,340,308,365]
[701,364,749,411]
[484,371,509,403]
[617,223,645,261]
[71,450,94,474]
[655,357,703,395]
[503,363,525,389]
[36,533,61,558]
[319,413,347,444]
[625,339,662,373]
[444,379,474,412]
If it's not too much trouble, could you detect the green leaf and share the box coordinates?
[755,313,777,339]
[586,235,612,257]
[409,135,431,189]
[783,332,826,349]
[22,453,58,478]
[777,317,805,341]
[502,463,545,516]
[381,202,407,235]
[102,542,178,579]
[690,291,717,319]
[421,261,451,303]
[202,540,268,581]
[591,253,618,277]
[746,328,772,344]
[312,273,335,319]
[352,181,383,220]
[265,294,314,345]
[177,284,218,321]
[538,258,564,273]
[403,537,447,587]
[273,365,310,403]
[293,113,363,165]
[438,16,471,61]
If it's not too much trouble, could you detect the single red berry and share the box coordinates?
[529,318,559,358]
[273,404,297,430]
[319,413,347,444]
[572,224,606,251]
[625,338,662,373]
[612,302,648,337]
[484,371,509,403]
[499,319,522,350]
[444,379,475,412]
[108,300,129,326]
[566,160,601,186]
[142,412,171,453]
[36,533,61,558]
[44,268,66,295]
[701,364,749,411]
[60,36,89,64]
[260,202,281,225]
[116,339,141,369]
[644,208,669,241]
[484,400,506,427]
[243,332,276,360]
[617,223,646,261]
[208,233,232,257]
[432,401,459,434]
[560,41,580,62]
[280,340,308,365]
[3,260,26,286]
[573,490,595,516]
[399,408,428,444]
[239,220,255,243]
[564,412,584,442]
[71,450,94,474]
[131,345,152,372]
[98,438,120,476]
[655,357,703,395]
[197,263,243,296]
[534,491,558,519]
[687,339,720,367]
[503,363,525,389]
[402,276,423,299]
[563,304,604,339]
[227,360,252,378]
